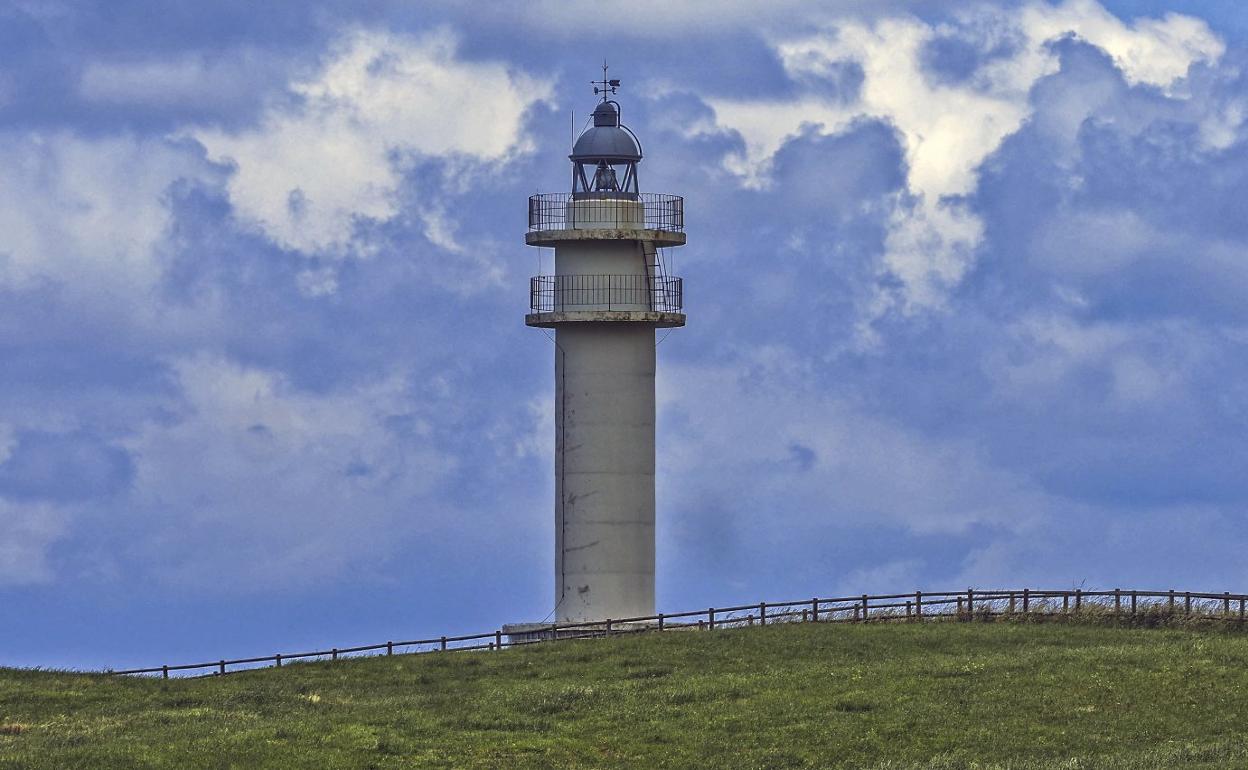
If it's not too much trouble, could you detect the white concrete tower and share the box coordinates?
[526,73,684,624]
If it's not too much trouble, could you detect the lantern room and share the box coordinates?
[570,99,642,198]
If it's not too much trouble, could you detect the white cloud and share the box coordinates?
[774,18,1032,199]
[0,28,558,592]
[693,1,1223,318]
[982,313,1213,417]
[658,354,1055,539]
[0,132,214,292]
[0,500,68,585]
[1199,99,1245,151]
[123,355,454,590]
[1021,0,1224,91]
[877,200,984,313]
[513,392,554,461]
[194,29,552,256]
[1028,209,1160,275]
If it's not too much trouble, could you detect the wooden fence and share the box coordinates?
[109,588,1248,678]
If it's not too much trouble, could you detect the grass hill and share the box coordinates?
[3,620,1248,769]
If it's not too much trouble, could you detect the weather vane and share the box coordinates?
[592,60,620,101]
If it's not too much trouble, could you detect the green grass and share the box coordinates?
[3,620,1248,769]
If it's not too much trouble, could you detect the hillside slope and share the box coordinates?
[2,622,1247,769]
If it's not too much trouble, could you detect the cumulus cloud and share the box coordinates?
[194,29,552,257]
[645,0,1248,597]
[659,355,1055,540]
[1021,0,1224,89]
[0,25,555,593]
[693,0,1223,319]
[0,500,67,585]
[652,349,1091,600]
[0,132,216,293]
[6,0,1248,666]
[122,355,454,589]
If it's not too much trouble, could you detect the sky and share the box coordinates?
[2,0,1247,671]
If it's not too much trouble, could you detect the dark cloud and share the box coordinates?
[920,20,1024,85]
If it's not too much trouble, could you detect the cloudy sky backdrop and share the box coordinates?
[3,0,1248,670]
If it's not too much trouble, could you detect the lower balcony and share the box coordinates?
[526,274,685,328]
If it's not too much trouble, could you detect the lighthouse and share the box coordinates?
[525,71,685,625]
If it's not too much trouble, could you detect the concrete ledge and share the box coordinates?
[502,621,657,645]
[526,311,686,328]
[525,228,686,247]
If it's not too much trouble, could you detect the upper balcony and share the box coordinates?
[526,193,686,248]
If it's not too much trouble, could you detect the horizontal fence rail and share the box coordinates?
[528,192,684,232]
[530,274,682,313]
[108,588,1248,678]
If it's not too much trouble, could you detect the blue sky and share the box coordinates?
[2,0,1247,671]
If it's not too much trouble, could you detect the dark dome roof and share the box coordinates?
[570,125,642,162]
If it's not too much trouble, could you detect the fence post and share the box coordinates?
[606,619,613,635]
[1074,588,1081,614]
[275,654,282,668]
[658,613,665,631]
[1022,588,1029,615]
[967,589,975,620]
[861,594,869,622]
[386,641,393,656]
[956,597,963,617]
[332,648,338,661]
[812,598,820,623]
[1008,592,1016,615]
[1131,591,1137,616]
[495,630,502,650]
[1063,594,1069,615]
[162,665,169,679]
[1169,589,1176,613]
[1225,592,1231,619]
[218,660,226,676]
[1185,592,1192,616]
[1114,588,1121,617]
[916,591,923,619]
[1239,598,1245,624]
[709,608,716,630]
[440,636,447,651]
[760,602,767,626]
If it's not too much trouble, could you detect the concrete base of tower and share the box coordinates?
[502,620,659,646]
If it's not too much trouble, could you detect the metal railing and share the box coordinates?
[530,274,682,313]
[528,193,684,232]
[108,588,1248,678]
